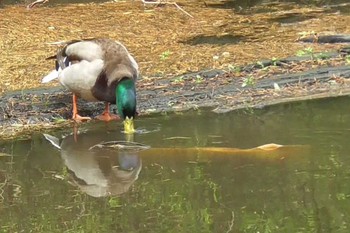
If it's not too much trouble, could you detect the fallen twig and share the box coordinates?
[27,0,49,9]
[141,0,194,18]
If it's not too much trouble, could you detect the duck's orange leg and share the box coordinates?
[72,94,91,122]
[96,102,120,122]
[73,123,79,142]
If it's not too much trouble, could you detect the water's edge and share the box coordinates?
[1,47,350,139]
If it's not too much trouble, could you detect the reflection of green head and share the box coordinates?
[116,78,136,134]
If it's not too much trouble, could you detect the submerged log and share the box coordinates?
[139,144,310,160]
[88,140,310,160]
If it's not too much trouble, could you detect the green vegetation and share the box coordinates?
[52,117,66,124]
[160,50,171,60]
[296,47,333,61]
[314,52,331,60]
[195,75,204,84]
[172,76,184,84]
[108,197,122,208]
[257,61,270,71]
[296,47,314,57]
[242,75,255,87]
[271,57,279,66]
[227,64,241,73]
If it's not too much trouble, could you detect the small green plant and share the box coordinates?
[296,47,314,57]
[195,75,204,84]
[257,61,264,68]
[346,55,350,64]
[108,197,122,208]
[336,193,347,201]
[60,167,69,179]
[227,64,241,73]
[172,76,184,84]
[242,76,255,87]
[271,57,279,66]
[257,61,269,71]
[243,107,255,115]
[52,117,66,123]
[314,52,331,60]
[206,180,219,203]
[159,50,171,60]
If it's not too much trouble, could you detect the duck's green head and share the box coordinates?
[116,78,136,134]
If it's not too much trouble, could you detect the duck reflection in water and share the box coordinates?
[44,131,142,197]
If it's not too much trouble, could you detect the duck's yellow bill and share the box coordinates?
[123,117,135,134]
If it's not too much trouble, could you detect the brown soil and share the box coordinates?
[1,1,349,92]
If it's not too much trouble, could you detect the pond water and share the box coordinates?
[1,96,350,232]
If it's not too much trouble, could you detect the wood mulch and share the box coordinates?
[1,1,349,91]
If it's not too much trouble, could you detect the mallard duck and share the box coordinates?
[42,38,138,133]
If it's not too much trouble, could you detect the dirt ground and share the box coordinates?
[0,1,350,139]
[1,1,349,92]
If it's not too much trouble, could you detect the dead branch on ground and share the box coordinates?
[27,0,49,9]
[141,0,193,18]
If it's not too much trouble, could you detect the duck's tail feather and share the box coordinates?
[42,69,59,83]
[46,54,57,60]
[43,134,61,150]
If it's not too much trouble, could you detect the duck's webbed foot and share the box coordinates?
[95,102,120,122]
[96,113,120,122]
[72,114,92,123]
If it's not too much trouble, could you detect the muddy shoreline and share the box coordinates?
[1,47,350,140]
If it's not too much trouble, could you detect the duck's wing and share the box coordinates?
[42,39,103,83]
[93,39,139,83]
